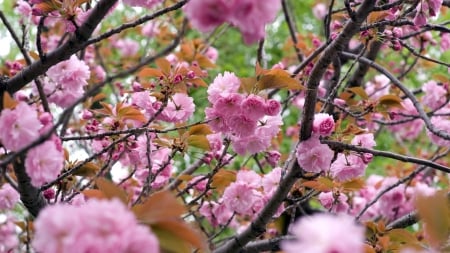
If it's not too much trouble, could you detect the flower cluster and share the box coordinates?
[43,55,91,108]
[282,214,365,253]
[199,168,283,226]
[205,72,282,155]
[183,0,281,44]
[32,198,160,253]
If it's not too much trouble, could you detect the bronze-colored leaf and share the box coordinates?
[138,67,164,78]
[95,178,128,204]
[3,92,18,110]
[132,190,186,224]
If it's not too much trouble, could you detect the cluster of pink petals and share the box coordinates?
[159,93,196,123]
[426,117,450,147]
[422,80,447,110]
[296,136,334,174]
[183,0,281,44]
[0,184,20,210]
[350,175,435,222]
[25,140,64,187]
[206,72,282,155]
[0,102,41,151]
[312,113,335,136]
[388,99,424,141]
[318,191,349,213]
[44,55,90,108]
[281,214,365,253]
[0,218,19,253]
[201,168,283,225]
[32,199,160,253]
[413,0,443,26]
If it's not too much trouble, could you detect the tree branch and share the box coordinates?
[5,0,118,94]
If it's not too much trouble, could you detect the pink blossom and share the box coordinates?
[32,198,160,253]
[205,46,219,63]
[413,10,427,27]
[365,74,391,99]
[0,218,19,253]
[25,140,64,187]
[207,71,241,103]
[114,38,139,57]
[199,201,234,227]
[132,91,161,118]
[223,182,260,215]
[441,32,450,51]
[265,150,281,167]
[142,21,160,37]
[183,0,233,32]
[231,133,271,155]
[236,170,261,189]
[229,0,281,44]
[318,191,349,213]
[296,136,334,173]
[213,93,244,116]
[312,113,335,136]
[206,133,223,153]
[264,99,281,116]
[0,184,20,210]
[122,0,162,9]
[262,167,282,195]
[351,133,376,148]
[227,114,258,137]
[282,214,365,253]
[47,55,90,90]
[330,154,366,182]
[159,93,195,123]
[312,3,328,19]
[388,99,424,140]
[426,117,450,147]
[241,94,267,120]
[205,107,230,133]
[0,102,41,151]
[422,80,447,110]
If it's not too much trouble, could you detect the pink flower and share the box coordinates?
[351,133,376,148]
[207,71,241,103]
[231,133,271,155]
[199,201,234,227]
[330,154,367,182]
[282,214,365,253]
[265,99,281,116]
[229,0,281,44]
[241,94,267,121]
[265,150,281,167]
[422,80,447,110]
[441,32,450,51]
[183,0,233,32]
[426,117,450,147]
[0,184,20,210]
[227,114,258,137]
[236,170,261,189]
[0,218,19,253]
[223,182,260,215]
[312,113,335,136]
[312,3,327,19]
[122,0,162,9]
[0,102,41,151]
[32,199,160,253]
[262,167,282,195]
[318,191,349,213]
[213,93,244,116]
[114,38,139,57]
[25,140,64,187]
[47,55,90,90]
[296,136,334,173]
[45,55,90,107]
[205,107,230,133]
[413,10,427,27]
[159,93,195,123]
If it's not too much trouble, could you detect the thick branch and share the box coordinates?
[5,0,118,94]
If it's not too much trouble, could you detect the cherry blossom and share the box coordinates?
[296,136,334,173]
[32,198,160,253]
[25,140,64,187]
[282,214,365,253]
[0,102,41,151]
[0,184,20,210]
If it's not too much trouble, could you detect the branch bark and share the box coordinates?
[5,0,118,95]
